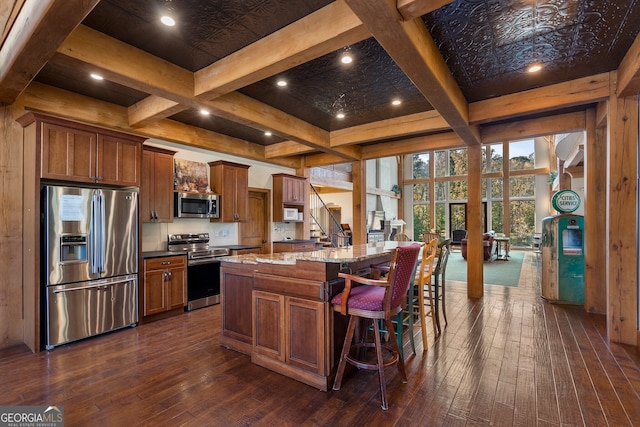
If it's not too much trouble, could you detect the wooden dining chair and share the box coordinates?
[331,244,421,410]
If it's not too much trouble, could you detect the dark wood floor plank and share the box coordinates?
[1,252,639,426]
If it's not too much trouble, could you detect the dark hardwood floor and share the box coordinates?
[2,252,640,426]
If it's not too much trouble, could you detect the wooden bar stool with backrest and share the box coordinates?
[432,238,451,334]
[414,238,439,350]
[331,244,421,410]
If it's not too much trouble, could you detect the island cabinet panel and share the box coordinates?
[286,296,326,375]
[252,290,285,361]
[220,262,256,354]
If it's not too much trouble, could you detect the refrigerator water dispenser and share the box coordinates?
[60,235,87,263]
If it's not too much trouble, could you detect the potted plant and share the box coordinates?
[391,184,401,196]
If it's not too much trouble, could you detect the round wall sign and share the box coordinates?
[552,189,581,213]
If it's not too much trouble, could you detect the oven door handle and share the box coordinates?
[188,257,221,266]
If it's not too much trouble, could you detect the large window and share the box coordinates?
[410,138,546,248]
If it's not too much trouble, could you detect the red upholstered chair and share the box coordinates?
[461,233,495,261]
[331,244,421,410]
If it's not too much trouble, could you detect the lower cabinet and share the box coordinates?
[252,290,326,377]
[143,255,187,318]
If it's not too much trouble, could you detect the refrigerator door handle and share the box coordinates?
[91,191,100,275]
[99,190,106,273]
[52,275,137,293]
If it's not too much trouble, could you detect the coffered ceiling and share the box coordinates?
[2,0,640,169]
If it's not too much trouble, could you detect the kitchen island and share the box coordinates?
[220,242,411,390]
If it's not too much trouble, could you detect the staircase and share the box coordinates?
[309,184,348,247]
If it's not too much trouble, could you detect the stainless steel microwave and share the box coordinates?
[174,192,219,218]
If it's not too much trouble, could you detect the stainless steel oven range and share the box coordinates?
[167,233,229,311]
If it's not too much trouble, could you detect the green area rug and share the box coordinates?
[445,250,524,287]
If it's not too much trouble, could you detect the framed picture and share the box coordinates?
[174,159,209,191]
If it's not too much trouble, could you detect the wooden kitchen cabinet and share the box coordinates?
[38,118,142,186]
[252,290,325,375]
[209,160,249,222]
[142,255,187,318]
[252,271,328,378]
[220,262,256,355]
[141,146,176,222]
[272,174,308,222]
[275,173,306,204]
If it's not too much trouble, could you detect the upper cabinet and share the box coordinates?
[141,146,176,223]
[272,174,308,222]
[209,160,250,222]
[19,113,144,187]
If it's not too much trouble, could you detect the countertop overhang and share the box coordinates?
[221,241,420,265]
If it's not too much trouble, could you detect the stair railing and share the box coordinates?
[309,184,347,247]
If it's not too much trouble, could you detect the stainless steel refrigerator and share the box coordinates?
[43,185,138,349]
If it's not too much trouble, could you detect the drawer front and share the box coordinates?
[253,272,323,300]
[144,255,187,270]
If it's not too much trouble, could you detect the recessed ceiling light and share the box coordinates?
[276,80,287,87]
[528,64,542,73]
[264,131,272,136]
[90,73,104,80]
[160,15,175,26]
[200,109,210,116]
[391,99,402,106]
[336,112,345,119]
[340,46,353,64]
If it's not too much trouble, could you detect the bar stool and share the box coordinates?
[331,244,421,410]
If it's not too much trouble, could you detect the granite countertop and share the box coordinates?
[272,239,315,244]
[142,250,186,259]
[221,241,418,265]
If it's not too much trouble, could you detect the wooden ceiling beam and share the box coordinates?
[396,0,455,21]
[470,72,610,124]
[345,0,481,146]
[264,141,316,158]
[195,0,370,99]
[481,111,587,144]
[206,92,360,161]
[56,25,194,101]
[361,132,464,159]
[0,0,100,104]
[55,25,355,159]
[128,96,183,128]
[330,110,449,147]
[19,82,302,169]
[616,30,640,97]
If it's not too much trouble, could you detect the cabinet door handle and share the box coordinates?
[167,271,172,280]
[161,261,171,265]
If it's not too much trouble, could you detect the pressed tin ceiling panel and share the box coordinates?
[239,37,434,131]
[81,0,334,72]
[424,0,640,102]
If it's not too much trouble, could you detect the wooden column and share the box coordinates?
[351,160,366,245]
[1,102,30,350]
[558,160,571,190]
[606,80,638,345]
[584,108,607,314]
[467,144,484,298]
